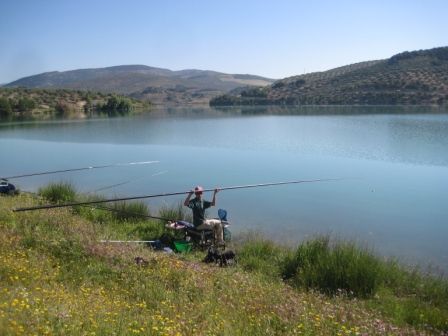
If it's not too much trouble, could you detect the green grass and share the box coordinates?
[281,236,382,298]
[1,189,447,334]
[72,195,114,224]
[234,232,290,279]
[371,260,448,331]
[158,202,192,223]
[38,181,77,203]
[234,234,448,331]
[110,201,150,222]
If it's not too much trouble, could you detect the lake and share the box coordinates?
[1,106,448,271]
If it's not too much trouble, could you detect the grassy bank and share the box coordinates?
[237,234,448,332]
[1,187,447,335]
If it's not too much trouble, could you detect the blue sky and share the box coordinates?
[1,0,447,83]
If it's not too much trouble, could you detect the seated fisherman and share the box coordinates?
[183,186,224,246]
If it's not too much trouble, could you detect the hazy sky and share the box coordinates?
[1,0,447,83]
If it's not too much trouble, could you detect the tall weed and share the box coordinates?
[38,181,77,203]
[282,236,381,298]
[111,201,150,222]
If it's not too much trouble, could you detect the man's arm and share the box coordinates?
[211,188,220,206]
[184,191,194,207]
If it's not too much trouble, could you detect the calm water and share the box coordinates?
[1,106,448,271]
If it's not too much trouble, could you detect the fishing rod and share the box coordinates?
[90,181,133,193]
[100,240,157,244]
[80,203,172,221]
[2,160,159,180]
[13,178,342,212]
[88,170,169,193]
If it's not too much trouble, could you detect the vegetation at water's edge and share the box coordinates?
[1,185,447,335]
[38,182,77,204]
[0,87,150,121]
[236,234,448,331]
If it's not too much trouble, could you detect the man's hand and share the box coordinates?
[184,190,194,206]
[211,187,220,206]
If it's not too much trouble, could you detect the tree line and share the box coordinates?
[0,88,140,119]
[0,97,36,117]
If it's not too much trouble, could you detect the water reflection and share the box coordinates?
[211,105,448,116]
[1,107,448,166]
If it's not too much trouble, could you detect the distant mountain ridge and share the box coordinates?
[210,46,448,106]
[5,65,275,105]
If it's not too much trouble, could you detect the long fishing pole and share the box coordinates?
[88,170,169,193]
[90,181,133,193]
[2,161,159,180]
[13,178,342,212]
[100,240,157,244]
[81,204,172,221]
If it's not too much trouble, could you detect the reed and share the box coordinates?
[38,181,77,203]
[158,202,192,223]
[281,236,381,298]
[235,231,290,279]
[111,201,150,222]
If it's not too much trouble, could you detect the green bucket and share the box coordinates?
[174,240,193,253]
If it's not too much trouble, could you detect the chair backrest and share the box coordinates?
[218,209,227,221]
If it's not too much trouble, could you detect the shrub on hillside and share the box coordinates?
[0,97,12,117]
[99,96,133,115]
[54,101,77,116]
[17,97,36,111]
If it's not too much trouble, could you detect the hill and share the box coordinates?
[4,65,275,105]
[210,46,448,106]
